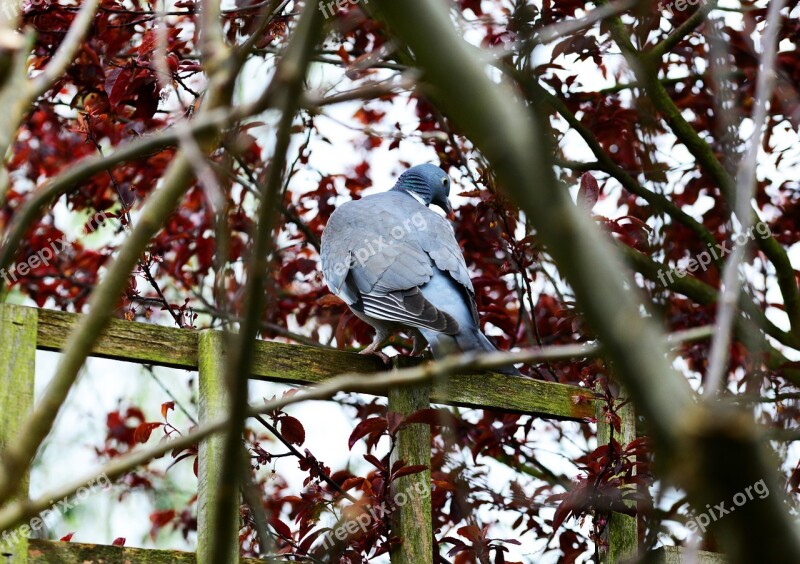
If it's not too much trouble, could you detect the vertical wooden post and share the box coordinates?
[197,331,239,563]
[388,379,432,564]
[596,388,637,564]
[0,304,37,563]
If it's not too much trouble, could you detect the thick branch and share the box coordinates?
[0,0,100,206]
[31,0,100,100]
[705,0,785,396]
[0,46,246,507]
[210,4,325,562]
[605,5,800,337]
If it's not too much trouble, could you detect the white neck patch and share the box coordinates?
[407,190,426,205]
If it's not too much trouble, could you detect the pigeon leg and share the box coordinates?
[359,328,391,364]
[410,329,428,356]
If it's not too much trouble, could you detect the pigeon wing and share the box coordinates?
[321,192,459,334]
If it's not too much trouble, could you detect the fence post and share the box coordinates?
[388,376,432,564]
[596,388,638,563]
[0,304,37,563]
[197,331,239,563]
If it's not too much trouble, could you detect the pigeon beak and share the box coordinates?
[444,200,455,220]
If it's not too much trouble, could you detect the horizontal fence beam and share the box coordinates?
[27,539,271,563]
[25,539,726,563]
[652,546,727,563]
[33,306,595,420]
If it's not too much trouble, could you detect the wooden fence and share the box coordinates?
[0,304,723,563]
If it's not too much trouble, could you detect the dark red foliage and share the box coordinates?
[3,0,799,561]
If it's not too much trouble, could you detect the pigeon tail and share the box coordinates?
[419,327,522,376]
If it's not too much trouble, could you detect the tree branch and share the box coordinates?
[0,35,250,508]
[647,2,715,60]
[210,4,325,561]
[705,0,785,396]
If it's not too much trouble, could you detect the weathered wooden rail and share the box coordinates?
[0,304,721,563]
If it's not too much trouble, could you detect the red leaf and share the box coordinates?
[457,524,482,543]
[271,518,292,539]
[112,537,126,546]
[279,415,306,446]
[341,477,366,491]
[105,67,132,108]
[363,453,385,471]
[138,29,158,57]
[150,509,176,528]
[387,411,405,435]
[348,417,387,449]
[578,172,600,211]
[336,45,351,64]
[392,464,428,480]
[404,408,460,428]
[299,528,328,552]
[60,532,75,542]
[161,402,175,419]
[790,463,800,493]
[134,422,163,444]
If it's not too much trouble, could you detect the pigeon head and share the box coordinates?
[392,164,454,218]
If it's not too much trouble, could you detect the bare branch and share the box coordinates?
[31,0,100,99]
[704,0,786,396]
[209,4,325,561]
[0,32,255,506]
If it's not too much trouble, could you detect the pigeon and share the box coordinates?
[320,164,520,375]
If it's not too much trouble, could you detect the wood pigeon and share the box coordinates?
[321,164,520,375]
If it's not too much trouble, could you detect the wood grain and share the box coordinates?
[33,306,596,420]
[0,304,36,563]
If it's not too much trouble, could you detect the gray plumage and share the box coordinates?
[320,164,520,375]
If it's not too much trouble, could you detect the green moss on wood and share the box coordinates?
[597,388,638,564]
[197,331,239,564]
[31,306,596,420]
[389,383,433,564]
[27,539,272,563]
[0,304,37,563]
[650,546,727,563]
[36,307,198,369]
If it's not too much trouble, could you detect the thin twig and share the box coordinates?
[253,414,357,503]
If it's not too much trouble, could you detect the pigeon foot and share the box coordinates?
[359,344,391,364]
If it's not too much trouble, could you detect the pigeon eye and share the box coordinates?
[441,178,448,186]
